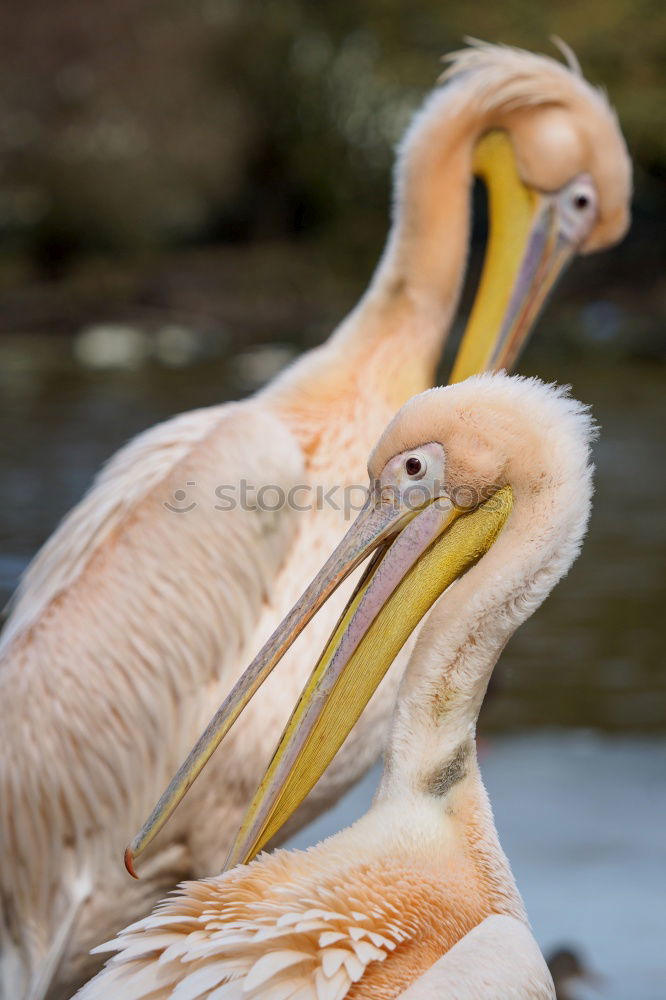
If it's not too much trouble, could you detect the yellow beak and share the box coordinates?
[125,484,513,876]
[450,130,582,382]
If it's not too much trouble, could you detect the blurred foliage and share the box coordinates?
[0,0,664,271]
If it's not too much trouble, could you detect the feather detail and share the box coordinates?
[1,405,228,650]
[243,951,314,992]
[437,39,612,118]
[73,845,475,1000]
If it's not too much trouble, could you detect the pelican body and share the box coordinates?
[80,373,594,999]
[0,43,629,999]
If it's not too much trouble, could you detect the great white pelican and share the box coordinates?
[0,42,628,999]
[81,372,594,999]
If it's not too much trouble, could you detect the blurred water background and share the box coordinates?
[1,2,664,997]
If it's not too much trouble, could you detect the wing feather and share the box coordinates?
[1,400,305,999]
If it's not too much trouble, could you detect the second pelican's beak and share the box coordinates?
[450,131,587,383]
[125,479,513,877]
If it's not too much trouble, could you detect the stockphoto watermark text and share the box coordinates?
[163,480,502,519]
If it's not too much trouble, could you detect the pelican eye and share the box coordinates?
[405,456,424,478]
[557,175,598,244]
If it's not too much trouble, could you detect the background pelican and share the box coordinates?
[0,43,630,999]
[547,947,601,1000]
[78,372,594,999]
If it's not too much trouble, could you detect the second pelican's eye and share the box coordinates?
[557,175,598,245]
[405,456,424,477]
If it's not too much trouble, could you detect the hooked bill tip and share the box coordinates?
[124,846,139,880]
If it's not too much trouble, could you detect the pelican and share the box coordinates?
[0,42,629,999]
[547,947,601,1000]
[78,372,594,999]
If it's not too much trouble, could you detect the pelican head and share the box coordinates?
[393,41,632,380]
[126,372,592,874]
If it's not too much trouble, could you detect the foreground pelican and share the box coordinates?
[80,373,593,999]
[0,43,629,999]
